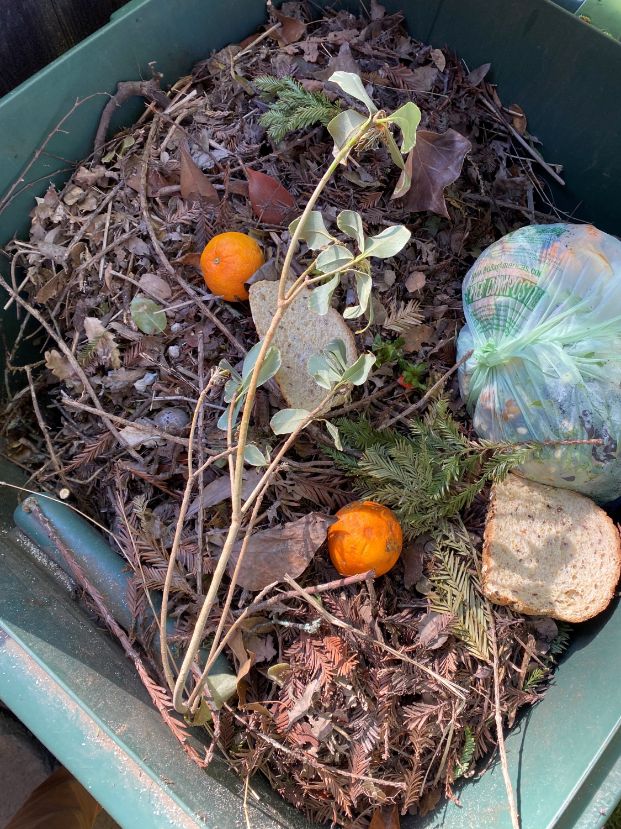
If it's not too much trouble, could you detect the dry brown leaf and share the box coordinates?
[246,168,295,225]
[272,8,306,45]
[44,350,81,389]
[101,368,146,392]
[402,323,435,353]
[35,274,63,304]
[417,611,452,650]
[466,62,491,86]
[288,677,321,726]
[418,787,441,816]
[180,144,219,204]
[138,273,172,302]
[508,103,527,134]
[407,65,438,92]
[402,536,426,588]
[405,271,426,293]
[175,252,202,269]
[227,512,334,591]
[402,129,472,218]
[320,43,361,79]
[369,805,400,829]
[245,634,277,664]
[430,48,446,71]
[84,317,121,369]
[187,468,262,518]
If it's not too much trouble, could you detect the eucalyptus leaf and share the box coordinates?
[337,210,365,251]
[327,109,369,152]
[130,294,167,334]
[343,271,372,319]
[325,420,343,450]
[217,396,244,431]
[270,408,311,435]
[223,376,241,404]
[218,358,241,382]
[324,338,348,366]
[340,352,376,386]
[244,444,268,467]
[384,131,406,170]
[315,244,354,273]
[363,225,411,259]
[309,275,339,315]
[289,212,335,250]
[241,343,281,390]
[329,71,377,114]
[385,101,422,154]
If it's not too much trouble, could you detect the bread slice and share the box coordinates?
[483,474,621,623]
[249,280,357,411]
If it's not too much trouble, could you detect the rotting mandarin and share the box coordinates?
[200,231,265,301]
[327,500,403,577]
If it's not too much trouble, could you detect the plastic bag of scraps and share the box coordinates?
[457,223,621,502]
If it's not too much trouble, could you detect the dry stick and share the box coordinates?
[169,123,374,713]
[73,229,137,274]
[488,614,521,829]
[24,499,209,769]
[0,271,143,464]
[233,570,374,615]
[93,78,170,164]
[0,93,107,216]
[380,350,473,429]
[62,180,125,259]
[25,367,67,485]
[329,379,401,418]
[283,575,466,699]
[61,396,190,447]
[478,94,564,187]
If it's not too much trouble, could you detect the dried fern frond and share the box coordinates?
[255,75,340,142]
[382,299,422,334]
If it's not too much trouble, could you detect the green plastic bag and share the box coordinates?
[457,223,621,502]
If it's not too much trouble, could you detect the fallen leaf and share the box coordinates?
[74,165,110,187]
[466,62,491,86]
[180,144,219,204]
[44,350,81,389]
[35,274,63,304]
[419,787,442,816]
[246,168,295,225]
[308,714,333,742]
[508,103,527,134]
[403,129,472,218]
[227,512,335,591]
[267,663,291,687]
[402,537,426,588]
[101,368,146,392]
[407,65,438,92]
[402,323,435,353]
[272,7,306,45]
[288,677,321,726]
[370,0,385,19]
[369,806,400,829]
[63,184,85,206]
[84,317,121,369]
[126,237,151,257]
[319,42,361,79]
[405,271,426,293]
[130,295,167,335]
[175,252,202,269]
[430,48,446,71]
[138,273,172,302]
[245,634,277,663]
[118,420,162,449]
[187,468,262,518]
[417,611,453,650]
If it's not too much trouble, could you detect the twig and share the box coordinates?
[98,201,113,282]
[25,367,67,485]
[73,228,137,274]
[488,613,520,829]
[0,270,143,463]
[0,94,107,217]
[328,380,400,418]
[478,94,564,186]
[380,350,473,429]
[233,23,282,62]
[283,575,466,699]
[93,79,170,164]
[234,570,375,615]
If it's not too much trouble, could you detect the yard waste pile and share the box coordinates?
[458,223,621,502]
[1,3,617,826]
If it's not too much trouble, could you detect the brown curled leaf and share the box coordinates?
[245,168,295,225]
[402,129,472,218]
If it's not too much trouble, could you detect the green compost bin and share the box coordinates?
[0,1,620,826]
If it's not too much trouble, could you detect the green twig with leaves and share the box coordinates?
[159,72,424,716]
[255,76,340,142]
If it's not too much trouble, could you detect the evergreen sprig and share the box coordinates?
[331,398,536,538]
[255,75,340,142]
[453,725,476,779]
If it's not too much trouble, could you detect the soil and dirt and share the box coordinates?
[0,3,574,825]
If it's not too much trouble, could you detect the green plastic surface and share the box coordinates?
[578,0,621,38]
[0,1,620,827]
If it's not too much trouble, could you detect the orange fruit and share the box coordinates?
[200,232,264,302]
[327,500,403,577]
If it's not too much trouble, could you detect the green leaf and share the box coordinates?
[363,225,411,259]
[270,408,312,435]
[223,376,241,404]
[241,342,281,389]
[327,109,369,151]
[329,71,377,114]
[343,271,372,320]
[289,212,335,250]
[325,420,343,450]
[309,275,339,315]
[340,352,376,386]
[130,294,167,334]
[385,102,421,154]
[217,396,244,431]
[244,444,268,466]
[337,210,365,251]
[315,244,354,273]
[384,131,405,170]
